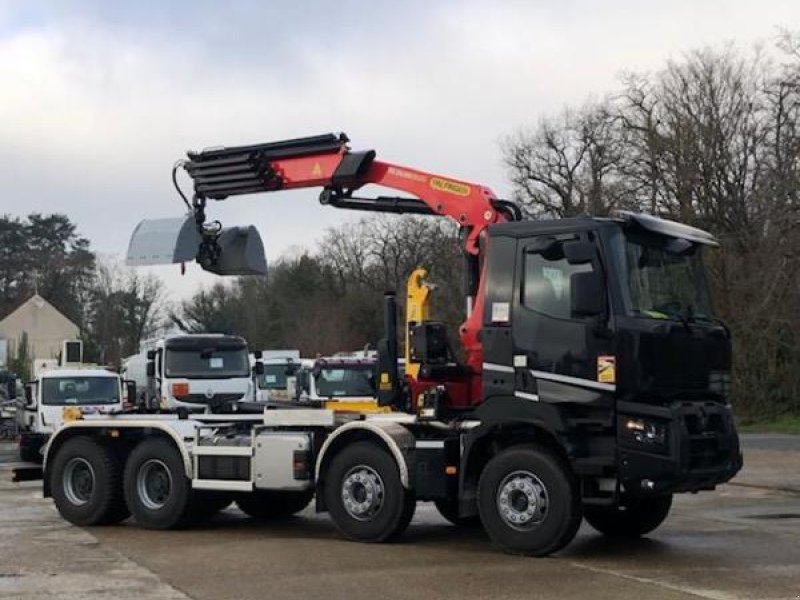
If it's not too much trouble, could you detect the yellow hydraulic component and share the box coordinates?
[405,267,434,379]
[323,399,392,414]
[62,406,83,422]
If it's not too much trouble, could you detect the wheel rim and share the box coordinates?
[62,457,95,506]
[341,464,384,521]
[137,459,173,510]
[496,470,549,531]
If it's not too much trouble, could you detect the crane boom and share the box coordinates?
[177,133,521,395]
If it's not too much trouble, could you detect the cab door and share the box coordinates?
[511,232,615,405]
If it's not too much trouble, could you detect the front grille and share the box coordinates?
[678,403,734,470]
[176,393,245,405]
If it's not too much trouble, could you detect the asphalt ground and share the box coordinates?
[1,435,798,600]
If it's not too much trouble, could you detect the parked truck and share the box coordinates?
[43,133,742,556]
[122,334,255,412]
[253,350,301,402]
[296,355,389,413]
[16,368,127,462]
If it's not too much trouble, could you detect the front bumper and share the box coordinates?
[617,399,742,496]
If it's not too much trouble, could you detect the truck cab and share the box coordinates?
[16,368,125,462]
[298,356,388,413]
[253,350,301,403]
[124,334,254,412]
[474,211,741,500]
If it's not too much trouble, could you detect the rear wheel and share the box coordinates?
[478,444,581,556]
[236,489,313,519]
[124,438,194,529]
[324,441,415,543]
[50,436,129,526]
[584,494,673,538]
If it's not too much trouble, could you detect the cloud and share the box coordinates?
[0,0,797,299]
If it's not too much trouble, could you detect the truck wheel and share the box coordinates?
[584,494,673,538]
[236,490,313,519]
[478,444,581,556]
[124,438,194,529]
[434,499,480,527]
[324,441,415,543]
[50,436,129,526]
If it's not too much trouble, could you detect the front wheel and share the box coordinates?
[324,441,415,543]
[584,494,673,538]
[478,444,582,556]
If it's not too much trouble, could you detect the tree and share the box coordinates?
[85,262,164,365]
[8,332,31,383]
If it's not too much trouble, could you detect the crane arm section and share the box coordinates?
[180,132,517,402]
[183,133,505,255]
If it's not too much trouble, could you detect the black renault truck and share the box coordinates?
[43,133,742,556]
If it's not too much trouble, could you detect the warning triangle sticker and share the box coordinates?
[311,162,322,176]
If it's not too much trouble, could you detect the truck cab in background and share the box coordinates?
[16,368,126,462]
[123,334,254,413]
[297,355,387,413]
[253,350,301,403]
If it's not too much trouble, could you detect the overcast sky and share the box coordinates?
[1,0,798,301]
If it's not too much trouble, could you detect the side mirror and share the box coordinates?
[125,380,137,404]
[6,380,16,400]
[146,350,156,360]
[24,384,36,409]
[571,271,605,317]
[254,361,265,376]
[296,371,310,394]
[146,362,156,377]
[253,350,263,359]
[563,241,595,264]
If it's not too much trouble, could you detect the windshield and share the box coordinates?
[41,376,120,406]
[613,231,714,321]
[165,348,250,379]
[258,364,291,390]
[314,366,375,398]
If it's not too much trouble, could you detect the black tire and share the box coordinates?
[478,444,582,556]
[584,494,673,538]
[324,441,416,543]
[50,436,129,526]
[236,489,313,519]
[434,498,480,527]
[124,438,194,529]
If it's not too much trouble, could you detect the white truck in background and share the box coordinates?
[253,349,301,402]
[296,355,387,413]
[16,368,128,462]
[122,334,255,412]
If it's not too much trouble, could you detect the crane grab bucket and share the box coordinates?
[125,216,268,276]
[202,225,268,276]
[126,216,202,266]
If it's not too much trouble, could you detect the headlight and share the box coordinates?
[624,417,667,445]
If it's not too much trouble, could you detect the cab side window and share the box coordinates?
[523,248,593,319]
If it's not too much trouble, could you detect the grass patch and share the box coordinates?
[737,415,800,434]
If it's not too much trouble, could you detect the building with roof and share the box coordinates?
[0,294,80,368]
